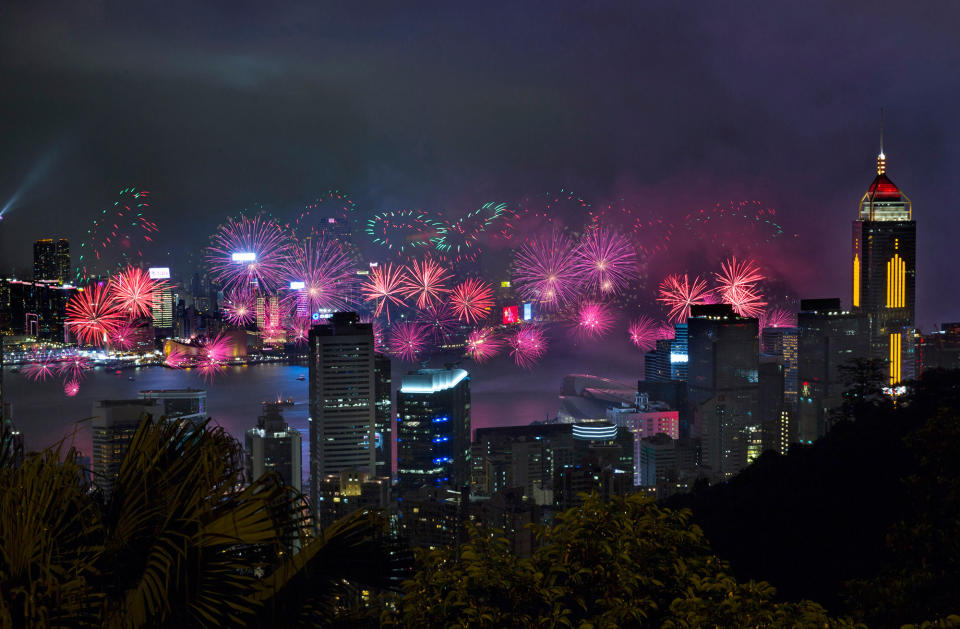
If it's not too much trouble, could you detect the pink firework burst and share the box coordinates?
[63,380,80,397]
[628,315,669,352]
[197,357,226,383]
[450,278,495,324]
[657,274,710,324]
[108,319,141,351]
[573,300,615,339]
[164,348,188,369]
[206,215,292,293]
[714,257,767,318]
[761,307,796,329]
[361,263,407,322]
[512,230,580,310]
[509,324,548,369]
[56,353,90,381]
[573,227,638,295]
[24,350,57,382]
[287,238,356,313]
[111,266,167,318]
[200,333,232,362]
[399,258,453,310]
[465,327,503,363]
[65,284,124,346]
[222,289,256,326]
[388,322,429,362]
[287,315,311,346]
[417,303,459,345]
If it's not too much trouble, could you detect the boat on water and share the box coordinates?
[296,375,305,381]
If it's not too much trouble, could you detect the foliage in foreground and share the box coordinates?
[390,493,858,628]
[0,417,405,628]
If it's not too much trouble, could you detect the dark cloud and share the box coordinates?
[0,0,958,326]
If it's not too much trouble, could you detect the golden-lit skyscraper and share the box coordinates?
[852,146,916,385]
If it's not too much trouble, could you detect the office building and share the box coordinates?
[314,470,390,530]
[797,298,869,442]
[0,279,74,340]
[643,323,688,383]
[33,238,70,284]
[761,326,799,407]
[687,304,759,480]
[245,402,302,491]
[471,423,573,502]
[308,313,376,517]
[852,146,916,385]
[91,399,163,497]
[397,366,471,490]
[374,353,393,478]
[138,388,207,422]
[152,287,174,330]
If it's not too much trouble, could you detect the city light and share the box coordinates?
[231,252,257,262]
[148,267,170,279]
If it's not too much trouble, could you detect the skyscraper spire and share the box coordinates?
[877,108,886,174]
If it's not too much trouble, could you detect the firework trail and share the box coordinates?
[365,209,443,257]
[287,237,355,313]
[389,322,429,363]
[573,226,638,295]
[111,266,167,318]
[657,274,710,324]
[509,324,548,369]
[573,300,615,339]
[108,319,140,351]
[417,303,459,345]
[206,215,292,293]
[761,307,796,329]
[628,315,669,352]
[361,263,407,322]
[24,350,57,382]
[399,258,453,310]
[56,353,90,381]
[714,257,767,318]
[63,380,80,397]
[465,327,503,363]
[450,278,495,324]
[75,188,159,281]
[222,289,256,326]
[65,283,124,346]
[513,230,580,309]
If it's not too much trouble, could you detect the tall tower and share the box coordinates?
[852,143,916,385]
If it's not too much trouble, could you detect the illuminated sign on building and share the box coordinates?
[289,281,306,290]
[231,252,257,263]
[522,302,533,321]
[148,267,170,279]
[502,305,519,325]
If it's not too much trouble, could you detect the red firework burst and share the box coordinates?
[573,300,615,339]
[417,303,459,345]
[64,379,80,397]
[509,324,548,369]
[223,289,256,326]
[361,263,407,322]
[206,215,292,293]
[657,274,710,324]
[761,307,796,329]
[400,258,453,310]
[714,257,767,318]
[24,350,57,382]
[389,322,429,362]
[573,227,638,295]
[109,319,142,351]
[628,315,669,352]
[111,266,167,318]
[287,238,356,313]
[65,284,125,346]
[450,278,495,324]
[465,327,503,363]
[512,230,580,310]
[57,353,90,381]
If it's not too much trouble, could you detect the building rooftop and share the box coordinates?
[400,368,469,394]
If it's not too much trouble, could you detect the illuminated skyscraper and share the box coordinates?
[32,238,70,284]
[308,313,376,520]
[852,145,916,385]
[245,402,302,492]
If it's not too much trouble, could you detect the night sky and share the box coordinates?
[1,1,958,328]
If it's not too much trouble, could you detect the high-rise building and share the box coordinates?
[245,402,302,491]
[687,304,759,480]
[643,323,688,383]
[374,353,393,479]
[852,146,916,385]
[397,366,471,491]
[138,388,207,423]
[0,279,74,340]
[308,313,376,518]
[797,298,870,442]
[152,287,174,330]
[33,238,70,284]
[761,326,799,407]
[91,399,163,497]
